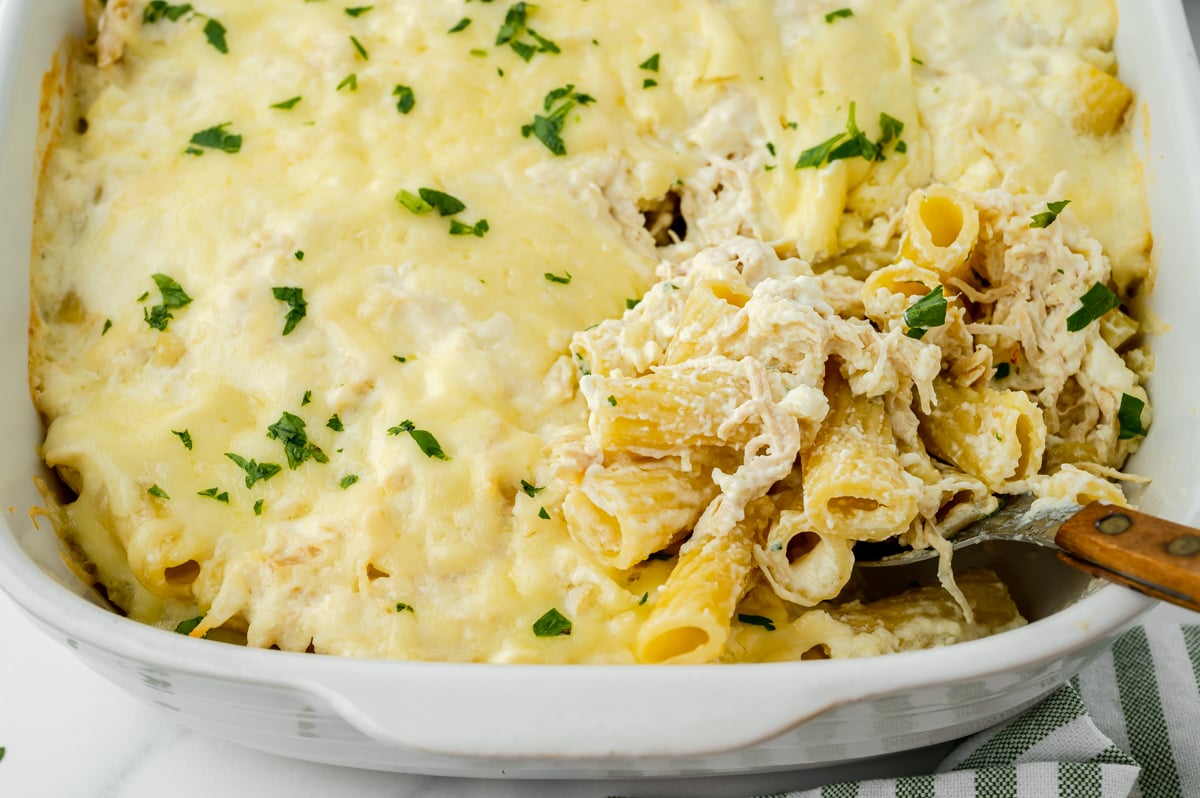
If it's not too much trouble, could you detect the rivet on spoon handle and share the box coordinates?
[1055,502,1200,612]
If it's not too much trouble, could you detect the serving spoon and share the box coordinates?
[855,495,1200,612]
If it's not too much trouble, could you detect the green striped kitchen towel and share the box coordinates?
[784,624,1200,798]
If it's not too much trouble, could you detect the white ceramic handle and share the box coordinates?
[299,664,866,759]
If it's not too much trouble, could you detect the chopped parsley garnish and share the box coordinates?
[137,291,150,302]
[271,286,308,335]
[271,96,302,110]
[327,414,344,432]
[538,506,551,520]
[449,17,471,32]
[1030,199,1071,229]
[294,250,305,261]
[737,613,777,631]
[532,607,572,637]
[639,53,660,72]
[344,5,374,16]
[1066,282,1119,332]
[339,474,359,489]
[148,485,170,500]
[395,602,414,613]
[174,616,203,635]
[395,189,433,214]
[993,363,1011,380]
[143,273,193,331]
[225,453,282,488]
[143,2,192,23]
[903,285,947,339]
[521,84,595,156]
[449,218,489,237]
[638,592,648,606]
[189,123,241,154]
[388,420,450,460]
[420,188,467,216]
[625,297,640,310]
[1117,393,1149,440]
[253,498,264,516]
[795,103,904,169]
[393,84,415,114]
[172,429,193,450]
[301,390,312,406]
[544,271,572,284]
[607,395,617,406]
[393,355,410,363]
[495,2,559,62]
[825,8,854,22]
[203,18,228,53]
[197,487,230,503]
[337,73,358,92]
[349,35,369,59]
[101,319,112,336]
[643,79,658,89]
[520,479,544,497]
[766,142,776,157]
[268,412,329,469]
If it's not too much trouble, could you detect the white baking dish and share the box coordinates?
[1,0,1197,779]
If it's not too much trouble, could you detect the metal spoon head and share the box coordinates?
[854,494,1081,568]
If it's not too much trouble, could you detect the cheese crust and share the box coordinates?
[31,0,1150,663]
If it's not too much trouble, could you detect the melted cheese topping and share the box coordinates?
[32,0,1148,662]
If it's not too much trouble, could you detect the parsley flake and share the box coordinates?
[643,78,658,89]
[449,218,489,237]
[349,35,369,59]
[253,498,264,516]
[607,395,617,406]
[174,616,203,635]
[301,390,312,406]
[172,429,193,450]
[1118,393,1149,439]
[825,8,854,22]
[395,189,433,214]
[197,487,230,504]
[449,17,471,33]
[101,319,113,336]
[143,2,192,24]
[148,485,170,500]
[532,607,572,637]
[538,506,550,520]
[388,420,450,460]
[495,3,559,62]
[345,5,374,16]
[339,474,359,489]
[625,298,641,310]
[143,274,193,331]
[395,602,415,613]
[294,250,305,261]
[225,453,282,489]
[521,84,595,156]
[639,53,660,72]
[189,123,241,154]
[738,613,777,631]
[796,103,904,169]
[393,84,415,114]
[520,479,544,497]
[271,96,302,110]
[1066,283,1119,332]
[417,188,466,216]
[337,73,358,92]
[544,271,572,284]
[203,18,228,53]
[392,355,410,363]
[327,414,344,432]
[271,286,308,335]
[267,412,329,469]
[903,285,947,339]
[1030,199,1072,229]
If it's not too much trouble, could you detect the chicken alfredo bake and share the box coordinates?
[30,0,1153,663]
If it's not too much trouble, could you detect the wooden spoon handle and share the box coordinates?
[1055,502,1200,612]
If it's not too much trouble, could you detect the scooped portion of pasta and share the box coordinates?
[30,0,1151,663]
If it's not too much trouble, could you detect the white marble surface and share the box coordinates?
[6,2,1200,796]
